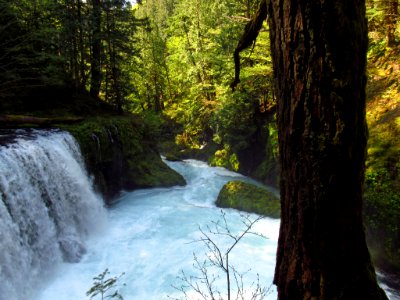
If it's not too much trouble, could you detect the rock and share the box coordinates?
[216,180,280,218]
[61,116,186,203]
[123,148,186,189]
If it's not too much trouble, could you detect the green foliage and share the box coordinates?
[212,93,256,152]
[251,122,279,186]
[365,114,400,242]
[140,110,165,141]
[368,36,389,60]
[0,0,143,113]
[0,0,68,102]
[101,0,142,112]
[366,0,399,47]
[86,269,125,300]
[216,181,280,218]
[131,0,173,112]
[209,145,239,171]
[133,0,271,151]
[1,0,278,165]
[364,181,400,269]
[364,15,400,270]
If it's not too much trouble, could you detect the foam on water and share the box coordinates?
[37,159,280,300]
[0,130,106,300]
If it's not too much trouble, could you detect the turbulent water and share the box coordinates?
[0,130,397,300]
[0,130,106,300]
[35,159,280,300]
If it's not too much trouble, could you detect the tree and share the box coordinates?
[236,0,260,19]
[134,0,172,112]
[1,0,142,112]
[101,0,142,113]
[234,0,388,298]
[366,0,398,47]
[90,0,101,98]
[385,0,398,46]
[0,0,68,105]
[61,0,90,91]
[0,1,24,98]
[270,1,388,298]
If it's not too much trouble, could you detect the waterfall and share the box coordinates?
[0,129,106,300]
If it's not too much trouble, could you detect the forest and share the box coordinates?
[0,0,399,299]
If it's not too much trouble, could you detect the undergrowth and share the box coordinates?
[365,30,400,269]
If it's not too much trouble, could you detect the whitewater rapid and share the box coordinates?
[36,159,280,300]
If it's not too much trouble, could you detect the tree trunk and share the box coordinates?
[386,0,398,47]
[268,0,388,299]
[105,6,123,114]
[90,0,101,98]
[77,0,87,88]
[153,73,162,112]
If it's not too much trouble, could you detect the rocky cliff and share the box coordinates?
[62,116,186,203]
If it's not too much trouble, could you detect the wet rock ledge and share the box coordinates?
[61,116,186,203]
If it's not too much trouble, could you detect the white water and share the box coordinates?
[1,131,396,300]
[0,130,106,300]
[36,159,280,300]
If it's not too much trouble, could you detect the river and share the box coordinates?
[36,159,280,299]
[0,130,397,299]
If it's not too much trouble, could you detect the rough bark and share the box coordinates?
[267,1,388,299]
[231,0,267,91]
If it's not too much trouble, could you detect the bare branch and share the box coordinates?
[172,211,269,300]
[231,0,268,91]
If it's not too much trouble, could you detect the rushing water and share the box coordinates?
[0,130,106,300]
[1,130,397,300]
[36,159,280,300]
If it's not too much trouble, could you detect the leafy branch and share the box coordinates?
[86,269,125,300]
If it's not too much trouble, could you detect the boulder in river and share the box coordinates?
[216,180,280,218]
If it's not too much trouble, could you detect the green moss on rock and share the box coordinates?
[61,116,185,203]
[125,149,186,188]
[216,181,280,218]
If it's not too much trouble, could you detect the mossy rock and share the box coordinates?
[124,149,186,188]
[216,181,280,218]
[61,115,186,202]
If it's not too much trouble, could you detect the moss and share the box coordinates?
[61,115,185,202]
[364,184,400,270]
[125,149,186,188]
[216,180,280,218]
[252,158,279,186]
